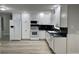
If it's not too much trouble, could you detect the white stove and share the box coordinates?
[30,21,39,40]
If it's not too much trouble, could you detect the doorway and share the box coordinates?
[0,12,12,41]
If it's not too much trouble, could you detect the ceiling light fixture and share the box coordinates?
[51,8,54,10]
[53,5,59,8]
[51,5,60,10]
[0,7,6,11]
[0,6,9,11]
[39,12,44,17]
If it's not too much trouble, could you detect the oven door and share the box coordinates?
[31,30,39,37]
[32,32,37,35]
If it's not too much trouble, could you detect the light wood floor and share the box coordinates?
[0,40,52,54]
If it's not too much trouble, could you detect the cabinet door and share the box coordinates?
[10,20,15,40]
[13,13,21,40]
[39,31,45,39]
[54,38,66,54]
[22,13,30,39]
[46,32,51,44]
[60,5,67,27]
[50,36,54,50]
[38,12,51,25]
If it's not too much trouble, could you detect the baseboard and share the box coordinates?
[39,39,45,40]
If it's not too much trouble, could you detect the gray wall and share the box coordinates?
[0,13,10,36]
[0,16,1,38]
[68,5,79,34]
[3,15,10,36]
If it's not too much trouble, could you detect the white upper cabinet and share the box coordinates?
[60,5,68,27]
[51,6,61,27]
[51,5,68,27]
[38,11,51,25]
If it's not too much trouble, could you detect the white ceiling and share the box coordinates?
[0,4,56,12]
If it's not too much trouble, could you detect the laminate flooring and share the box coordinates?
[0,39,52,54]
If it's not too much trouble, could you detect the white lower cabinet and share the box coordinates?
[46,32,50,44]
[39,31,46,40]
[54,37,67,54]
[46,32,54,50]
[46,32,67,54]
[50,36,54,50]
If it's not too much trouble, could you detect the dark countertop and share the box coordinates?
[30,24,68,37]
[46,27,68,37]
[47,31,67,37]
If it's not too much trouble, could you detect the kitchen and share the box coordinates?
[0,4,79,54]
